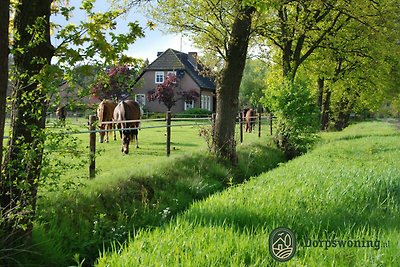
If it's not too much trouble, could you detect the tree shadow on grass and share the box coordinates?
[182,177,400,241]
[32,140,287,266]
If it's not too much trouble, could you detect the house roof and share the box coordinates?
[145,49,216,91]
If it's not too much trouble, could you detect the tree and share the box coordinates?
[212,5,255,164]
[256,0,374,81]
[147,73,200,111]
[239,59,268,109]
[306,0,400,130]
[0,0,9,170]
[92,64,143,101]
[147,73,178,111]
[1,0,54,250]
[1,0,146,261]
[255,0,399,155]
[149,0,255,164]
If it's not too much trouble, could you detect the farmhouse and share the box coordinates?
[133,49,216,113]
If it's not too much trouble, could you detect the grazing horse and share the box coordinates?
[245,108,256,133]
[97,100,117,143]
[56,106,67,126]
[113,100,141,154]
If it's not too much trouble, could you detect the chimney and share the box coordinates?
[188,52,198,68]
[157,51,163,57]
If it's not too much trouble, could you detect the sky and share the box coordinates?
[51,0,196,62]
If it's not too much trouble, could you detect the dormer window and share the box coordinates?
[155,72,164,84]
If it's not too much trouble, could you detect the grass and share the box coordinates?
[15,117,284,266]
[96,120,400,266]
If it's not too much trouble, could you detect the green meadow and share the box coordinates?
[21,117,285,266]
[96,121,400,266]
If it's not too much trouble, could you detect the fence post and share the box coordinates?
[258,112,262,138]
[239,111,243,144]
[269,112,273,136]
[166,111,171,156]
[89,115,96,179]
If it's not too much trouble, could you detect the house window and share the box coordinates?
[135,94,146,107]
[155,72,164,84]
[184,100,194,111]
[167,71,177,83]
[201,95,211,111]
[167,71,176,77]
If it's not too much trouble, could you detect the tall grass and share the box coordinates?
[97,121,400,266]
[24,121,284,266]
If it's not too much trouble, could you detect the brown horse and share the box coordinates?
[113,100,141,154]
[245,108,256,133]
[97,100,117,143]
[56,106,67,126]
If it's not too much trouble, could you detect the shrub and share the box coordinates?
[264,77,319,159]
[179,108,212,117]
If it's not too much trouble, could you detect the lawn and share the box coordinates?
[96,120,400,266]
[37,116,269,181]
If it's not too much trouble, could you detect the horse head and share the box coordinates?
[121,130,131,154]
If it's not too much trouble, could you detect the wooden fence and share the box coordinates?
[87,112,274,178]
[2,112,274,179]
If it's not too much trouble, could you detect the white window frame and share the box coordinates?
[201,95,211,111]
[155,71,164,84]
[135,94,146,107]
[184,100,194,111]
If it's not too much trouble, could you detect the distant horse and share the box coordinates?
[245,108,256,133]
[113,100,141,154]
[56,106,67,126]
[97,100,117,143]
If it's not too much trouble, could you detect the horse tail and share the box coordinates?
[97,101,104,125]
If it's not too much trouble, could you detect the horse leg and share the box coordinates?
[131,127,139,148]
[105,124,109,143]
[117,123,122,139]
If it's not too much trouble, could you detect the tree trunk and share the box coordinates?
[0,0,9,170]
[1,0,53,250]
[278,6,294,80]
[212,5,254,165]
[320,88,331,131]
[317,77,324,111]
[320,78,331,131]
[334,88,358,131]
[323,57,343,130]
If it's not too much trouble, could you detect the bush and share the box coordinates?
[179,108,212,117]
[265,77,319,159]
[144,112,166,119]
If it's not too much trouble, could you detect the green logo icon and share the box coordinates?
[269,227,296,262]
